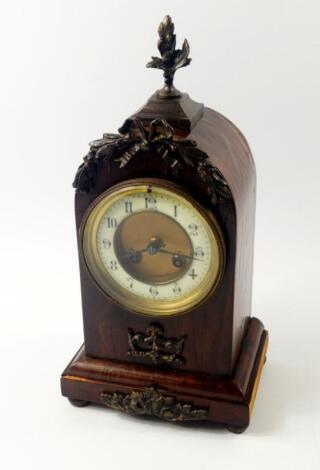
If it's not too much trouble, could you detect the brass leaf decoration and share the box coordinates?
[73,117,232,205]
[100,387,208,422]
[146,15,191,95]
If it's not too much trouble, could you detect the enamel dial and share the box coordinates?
[82,181,224,316]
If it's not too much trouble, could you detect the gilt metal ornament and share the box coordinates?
[128,322,186,366]
[100,387,208,422]
[146,15,191,97]
[73,117,231,205]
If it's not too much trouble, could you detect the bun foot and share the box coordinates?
[68,398,89,407]
[226,424,248,434]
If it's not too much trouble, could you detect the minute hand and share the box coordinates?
[158,249,203,262]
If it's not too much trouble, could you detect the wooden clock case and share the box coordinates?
[61,16,268,433]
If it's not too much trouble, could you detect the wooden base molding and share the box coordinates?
[61,318,268,433]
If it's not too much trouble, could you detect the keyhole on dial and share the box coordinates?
[172,254,185,268]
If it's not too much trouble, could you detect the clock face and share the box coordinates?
[82,181,224,316]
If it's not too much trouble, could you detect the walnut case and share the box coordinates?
[61,15,268,433]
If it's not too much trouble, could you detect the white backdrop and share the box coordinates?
[1,1,320,469]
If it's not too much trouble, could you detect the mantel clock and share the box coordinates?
[61,15,268,433]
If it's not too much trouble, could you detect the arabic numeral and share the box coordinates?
[102,239,111,249]
[174,205,178,217]
[188,269,198,280]
[145,197,157,209]
[127,277,133,289]
[194,246,204,258]
[188,223,198,236]
[149,286,159,297]
[109,260,118,271]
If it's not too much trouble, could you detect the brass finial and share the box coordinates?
[146,15,192,98]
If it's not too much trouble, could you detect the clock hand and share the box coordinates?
[121,238,165,262]
[142,238,202,262]
[122,238,203,266]
[158,248,203,262]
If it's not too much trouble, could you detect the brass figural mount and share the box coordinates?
[128,322,186,366]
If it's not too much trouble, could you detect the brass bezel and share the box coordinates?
[81,179,225,317]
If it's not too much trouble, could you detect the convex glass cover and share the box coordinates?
[82,180,224,316]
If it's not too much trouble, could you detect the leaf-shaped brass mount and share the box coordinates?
[100,387,208,422]
[146,15,191,98]
[73,117,232,205]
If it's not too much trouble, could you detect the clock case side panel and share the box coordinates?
[74,132,238,376]
[190,107,256,370]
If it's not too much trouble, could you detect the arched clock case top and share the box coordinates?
[61,14,268,434]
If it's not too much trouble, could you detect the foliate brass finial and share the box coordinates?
[146,15,191,98]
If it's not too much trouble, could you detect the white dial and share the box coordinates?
[96,189,212,301]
